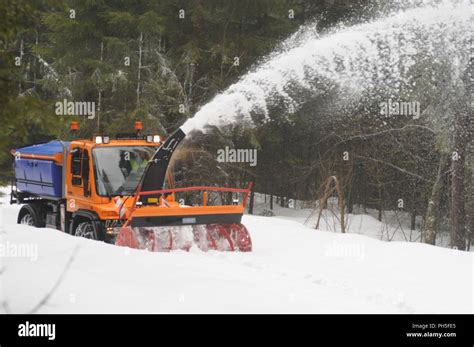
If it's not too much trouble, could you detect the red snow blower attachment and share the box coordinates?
[115,128,253,252]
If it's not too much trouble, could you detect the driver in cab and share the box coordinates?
[119,150,150,178]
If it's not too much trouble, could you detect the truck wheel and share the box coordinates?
[74,221,98,240]
[18,204,45,227]
[20,213,34,226]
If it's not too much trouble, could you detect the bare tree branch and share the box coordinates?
[354,154,432,183]
[341,124,437,142]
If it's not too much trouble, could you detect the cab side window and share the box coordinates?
[71,147,83,186]
[82,150,90,196]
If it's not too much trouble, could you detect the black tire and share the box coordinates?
[73,220,99,240]
[17,204,45,227]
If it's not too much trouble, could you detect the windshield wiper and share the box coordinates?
[98,169,114,196]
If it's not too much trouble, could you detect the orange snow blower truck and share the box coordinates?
[10,122,252,252]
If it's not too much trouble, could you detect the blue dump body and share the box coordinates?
[14,141,70,198]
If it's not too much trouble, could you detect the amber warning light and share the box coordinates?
[70,121,79,131]
[135,121,143,131]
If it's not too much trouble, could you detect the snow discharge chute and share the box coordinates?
[115,128,252,252]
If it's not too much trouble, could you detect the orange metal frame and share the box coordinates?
[136,184,253,205]
[122,183,253,227]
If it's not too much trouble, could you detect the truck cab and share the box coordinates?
[11,128,163,243]
[65,135,162,240]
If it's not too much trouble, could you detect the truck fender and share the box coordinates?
[70,210,104,240]
[17,203,46,227]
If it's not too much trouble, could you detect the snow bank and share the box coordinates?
[0,187,472,313]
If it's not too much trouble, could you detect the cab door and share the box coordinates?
[66,146,92,211]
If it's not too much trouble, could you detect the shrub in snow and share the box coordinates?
[260,209,275,217]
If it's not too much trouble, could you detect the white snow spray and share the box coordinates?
[181,0,470,134]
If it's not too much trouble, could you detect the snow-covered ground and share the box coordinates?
[0,187,472,313]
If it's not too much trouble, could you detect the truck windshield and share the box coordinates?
[92,146,157,196]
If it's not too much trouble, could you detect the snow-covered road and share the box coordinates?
[0,189,472,313]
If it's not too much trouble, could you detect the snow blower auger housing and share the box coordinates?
[114,128,253,252]
[10,121,252,252]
